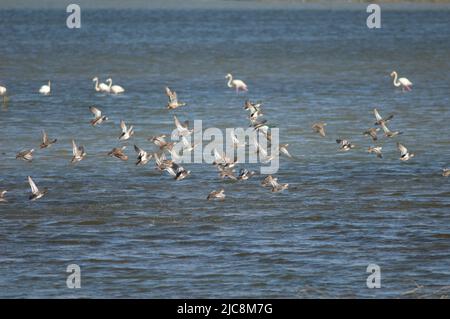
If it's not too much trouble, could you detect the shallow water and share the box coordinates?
[0,5,449,298]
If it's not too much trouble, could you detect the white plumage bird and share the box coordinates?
[39,81,51,95]
[92,77,110,93]
[391,71,412,92]
[0,85,7,103]
[225,73,248,93]
[106,78,125,94]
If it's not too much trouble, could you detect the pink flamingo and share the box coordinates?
[391,71,413,92]
[226,73,248,93]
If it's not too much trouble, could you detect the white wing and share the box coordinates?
[42,130,48,143]
[280,147,292,158]
[400,78,412,86]
[90,106,102,118]
[269,177,279,188]
[380,122,390,134]
[233,79,246,87]
[171,91,178,104]
[166,87,179,104]
[174,116,185,131]
[112,85,124,92]
[28,176,39,194]
[72,140,78,156]
[374,109,382,122]
[120,120,127,133]
[397,143,408,156]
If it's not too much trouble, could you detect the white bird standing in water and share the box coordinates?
[390,71,413,92]
[225,73,247,93]
[0,85,7,103]
[106,78,125,94]
[39,81,51,95]
[92,77,110,93]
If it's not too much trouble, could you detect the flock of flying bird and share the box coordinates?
[0,70,449,203]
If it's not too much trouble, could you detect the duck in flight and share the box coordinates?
[164,162,190,181]
[149,134,174,151]
[336,139,355,151]
[271,180,289,193]
[213,148,238,169]
[134,145,152,166]
[249,109,264,122]
[250,119,269,132]
[28,176,47,201]
[119,120,134,141]
[71,140,86,163]
[237,168,255,181]
[16,149,34,162]
[312,122,327,137]
[40,130,57,149]
[373,108,394,126]
[261,175,288,192]
[165,87,186,110]
[218,166,237,181]
[278,144,292,158]
[380,122,402,138]
[261,175,276,187]
[108,146,128,161]
[363,128,380,141]
[244,100,262,112]
[367,146,383,159]
[397,143,415,161]
[173,116,193,137]
[154,152,174,171]
[89,106,108,126]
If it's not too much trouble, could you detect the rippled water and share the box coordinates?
[0,5,449,298]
